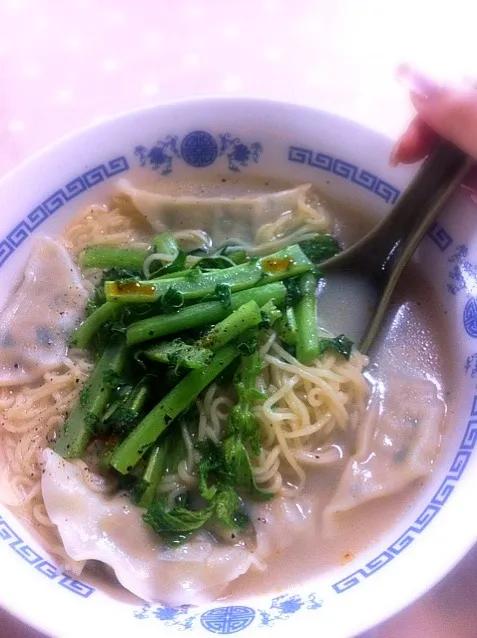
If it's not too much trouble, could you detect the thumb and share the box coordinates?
[398,64,477,159]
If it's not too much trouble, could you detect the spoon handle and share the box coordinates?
[359,141,474,353]
[323,140,473,276]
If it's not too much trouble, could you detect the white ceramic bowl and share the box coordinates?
[1,98,476,638]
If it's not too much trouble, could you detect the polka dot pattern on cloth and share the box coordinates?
[1,0,476,180]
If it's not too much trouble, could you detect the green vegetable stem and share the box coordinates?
[105,245,313,303]
[53,338,129,458]
[110,344,240,474]
[126,282,287,345]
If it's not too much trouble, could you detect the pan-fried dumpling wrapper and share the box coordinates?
[116,179,330,245]
[323,376,444,528]
[41,449,317,605]
[0,237,88,386]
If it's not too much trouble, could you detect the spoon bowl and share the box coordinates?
[319,141,474,352]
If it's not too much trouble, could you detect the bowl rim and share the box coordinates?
[0,95,474,638]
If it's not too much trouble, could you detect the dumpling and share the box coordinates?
[116,180,329,245]
[41,449,318,605]
[0,237,88,386]
[250,494,317,569]
[323,376,444,527]
[41,449,256,605]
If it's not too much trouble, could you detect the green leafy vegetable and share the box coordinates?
[103,377,150,435]
[259,300,282,329]
[153,232,179,257]
[159,288,185,312]
[151,250,187,279]
[141,339,213,371]
[196,438,231,501]
[214,486,242,529]
[285,277,303,306]
[105,245,314,303]
[222,436,272,500]
[53,337,129,458]
[299,235,340,264]
[215,283,232,309]
[127,282,287,346]
[227,352,264,455]
[132,442,168,509]
[197,301,262,352]
[317,334,354,359]
[294,273,320,364]
[196,256,236,270]
[110,344,240,474]
[144,500,214,535]
[81,246,149,272]
[278,306,298,346]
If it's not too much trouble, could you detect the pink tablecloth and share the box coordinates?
[1,1,477,636]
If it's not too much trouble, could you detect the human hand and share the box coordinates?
[390,65,477,180]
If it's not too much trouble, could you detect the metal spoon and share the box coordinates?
[318,140,474,354]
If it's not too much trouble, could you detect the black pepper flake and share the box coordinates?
[13,363,19,369]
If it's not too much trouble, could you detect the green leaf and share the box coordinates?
[142,339,213,371]
[222,436,273,501]
[103,267,143,281]
[214,486,241,528]
[152,250,187,278]
[226,352,264,454]
[259,301,282,329]
[317,334,354,359]
[196,439,231,501]
[236,334,259,356]
[299,235,340,264]
[102,369,127,390]
[215,283,232,309]
[284,277,303,306]
[196,256,235,270]
[160,288,184,312]
[143,499,213,535]
[185,266,201,281]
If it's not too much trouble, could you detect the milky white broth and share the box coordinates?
[65,174,452,602]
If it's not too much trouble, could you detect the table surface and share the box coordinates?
[2,1,477,636]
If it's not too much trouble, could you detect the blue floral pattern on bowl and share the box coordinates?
[133,593,323,634]
[134,131,263,175]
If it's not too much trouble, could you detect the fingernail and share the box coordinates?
[397,63,441,100]
[389,139,401,167]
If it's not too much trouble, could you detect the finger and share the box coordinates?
[398,64,477,159]
[390,116,439,166]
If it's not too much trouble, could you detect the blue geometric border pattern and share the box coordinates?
[0,515,94,598]
[427,222,453,252]
[0,156,129,269]
[288,146,400,205]
[332,397,477,593]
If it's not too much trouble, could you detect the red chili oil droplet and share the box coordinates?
[261,257,294,274]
